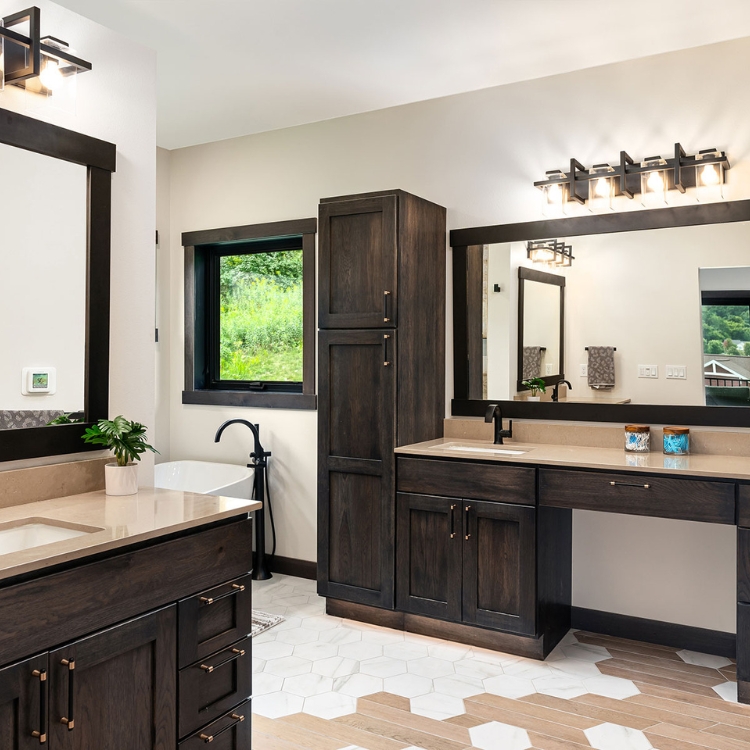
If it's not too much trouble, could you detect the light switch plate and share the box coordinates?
[666,365,686,379]
[638,365,658,378]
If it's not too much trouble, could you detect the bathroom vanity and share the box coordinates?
[0,488,258,749]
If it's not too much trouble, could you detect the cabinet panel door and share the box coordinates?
[319,196,398,329]
[462,501,536,635]
[396,493,462,621]
[0,653,47,749]
[318,329,396,607]
[49,606,176,750]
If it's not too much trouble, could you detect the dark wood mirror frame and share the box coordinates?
[517,266,565,393]
[0,107,115,461]
[451,199,750,427]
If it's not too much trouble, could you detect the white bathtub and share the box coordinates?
[154,460,254,500]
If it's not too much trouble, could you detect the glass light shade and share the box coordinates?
[640,157,668,208]
[528,243,557,263]
[540,171,567,218]
[23,44,78,115]
[695,153,724,203]
[588,164,615,213]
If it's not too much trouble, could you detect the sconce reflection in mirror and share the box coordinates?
[535,144,729,216]
[527,239,574,268]
[0,6,91,109]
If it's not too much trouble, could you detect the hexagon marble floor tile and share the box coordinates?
[251,575,742,750]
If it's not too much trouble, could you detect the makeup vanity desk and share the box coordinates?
[392,438,750,703]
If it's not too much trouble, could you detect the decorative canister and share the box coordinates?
[663,426,690,455]
[624,424,650,453]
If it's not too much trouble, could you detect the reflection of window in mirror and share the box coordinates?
[700,267,750,408]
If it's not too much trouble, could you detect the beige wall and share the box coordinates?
[162,37,750,630]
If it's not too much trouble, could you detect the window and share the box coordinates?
[182,218,316,409]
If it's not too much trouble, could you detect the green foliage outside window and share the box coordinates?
[219,249,303,381]
[702,305,750,356]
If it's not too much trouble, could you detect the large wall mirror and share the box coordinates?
[0,108,115,461]
[452,200,750,427]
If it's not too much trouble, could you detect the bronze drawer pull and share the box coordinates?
[383,334,391,366]
[199,647,245,673]
[59,658,75,730]
[199,712,245,743]
[450,504,456,539]
[464,505,471,540]
[383,290,391,322]
[609,481,650,489]
[199,582,245,606]
[31,669,47,743]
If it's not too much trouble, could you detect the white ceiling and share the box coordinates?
[54,0,750,150]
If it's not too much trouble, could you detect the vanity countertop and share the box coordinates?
[396,437,750,481]
[0,488,260,582]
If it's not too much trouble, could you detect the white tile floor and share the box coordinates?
[251,573,737,736]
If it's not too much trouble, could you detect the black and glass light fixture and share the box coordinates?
[0,6,91,105]
[535,143,729,213]
[527,239,574,268]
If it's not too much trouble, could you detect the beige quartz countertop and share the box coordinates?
[396,438,750,480]
[0,488,260,582]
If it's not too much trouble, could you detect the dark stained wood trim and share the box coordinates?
[182,389,317,410]
[452,246,470,400]
[572,606,736,659]
[181,217,316,247]
[184,245,196,392]
[738,485,750,528]
[302,232,316,396]
[466,245,483,399]
[266,554,317,580]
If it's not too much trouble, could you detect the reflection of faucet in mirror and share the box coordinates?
[485,403,513,445]
[551,379,572,402]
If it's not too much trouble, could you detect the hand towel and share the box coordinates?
[588,346,615,390]
[522,346,542,380]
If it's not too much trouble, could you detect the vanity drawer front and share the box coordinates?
[179,699,251,749]
[397,457,536,505]
[179,636,252,738]
[178,573,253,669]
[738,485,750,528]
[539,469,735,524]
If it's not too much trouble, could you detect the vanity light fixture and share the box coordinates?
[535,143,729,212]
[0,7,91,100]
[526,239,574,268]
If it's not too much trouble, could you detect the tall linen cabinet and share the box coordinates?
[317,190,446,609]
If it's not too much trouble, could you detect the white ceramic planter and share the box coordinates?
[527,396,541,402]
[105,462,139,496]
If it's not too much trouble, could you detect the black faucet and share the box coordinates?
[551,379,572,402]
[485,404,513,445]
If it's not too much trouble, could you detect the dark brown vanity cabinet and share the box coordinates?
[318,190,446,610]
[0,653,48,749]
[396,492,536,636]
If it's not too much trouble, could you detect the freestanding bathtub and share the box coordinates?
[154,460,254,500]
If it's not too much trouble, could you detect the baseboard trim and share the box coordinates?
[268,554,317,580]
[571,606,736,659]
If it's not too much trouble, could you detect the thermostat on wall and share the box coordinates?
[22,367,56,395]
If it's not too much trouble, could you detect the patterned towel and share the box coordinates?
[522,347,542,380]
[588,347,615,389]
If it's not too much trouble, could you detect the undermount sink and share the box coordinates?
[0,518,103,556]
[439,442,530,456]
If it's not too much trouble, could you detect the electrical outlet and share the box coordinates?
[666,365,686,379]
[545,363,554,376]
[638,365,658,378]
[579,364,588,377]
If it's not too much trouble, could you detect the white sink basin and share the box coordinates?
[0,518,102,556]
[440,442,530,456]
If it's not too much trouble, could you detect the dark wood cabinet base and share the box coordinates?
[326,597,565,659]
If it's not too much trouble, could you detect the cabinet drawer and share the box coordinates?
[178,573,253,668]
[538,468,735,524]
[397,457,535,506]
[179,636,252,738]
[179,699,251,749]
[739,485,750,528]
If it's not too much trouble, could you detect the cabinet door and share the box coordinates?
[0,653,48,749]
[462,501,536,635]
[49,606,176,750]
[318,329,396,608]
[396,493,462,621]
[319,195,398,329]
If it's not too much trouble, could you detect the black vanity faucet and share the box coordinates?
[551,379,573,402]
[484,403,513,445]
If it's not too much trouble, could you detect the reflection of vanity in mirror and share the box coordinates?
[453,200,750,425]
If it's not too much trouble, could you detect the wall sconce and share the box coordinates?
[0,6,91,105]
[535,143,729,213]
[527,239,574,268]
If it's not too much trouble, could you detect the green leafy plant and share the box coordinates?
[522,377,547,397]
[82,416,158,466]
[47,413,83,425]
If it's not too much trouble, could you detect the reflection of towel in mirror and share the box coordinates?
[588,346,615,389]
[523,347,542,380]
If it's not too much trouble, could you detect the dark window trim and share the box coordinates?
[0,107,114,462]
[183,218,317,410]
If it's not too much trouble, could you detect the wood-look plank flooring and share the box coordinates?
[254,630,743,749]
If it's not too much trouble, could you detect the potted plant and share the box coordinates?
[82,416,158,496]
[522,377,546,401]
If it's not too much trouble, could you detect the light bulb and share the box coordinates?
[594,178,610,198]
[39,59,63,92]
[647,170,664,192]
[701,163,720,186]
[547,183,561,205]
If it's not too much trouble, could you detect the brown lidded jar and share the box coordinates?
[624,424,650,453]
[663,426,690,456]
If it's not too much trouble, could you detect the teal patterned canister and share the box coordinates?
[663,426,689,455]
[624,424,650,453]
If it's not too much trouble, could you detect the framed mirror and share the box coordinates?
[452,200,750,427]
[0,107,115,461]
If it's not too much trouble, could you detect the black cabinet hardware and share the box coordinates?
[59,659,75,730]
[31,669,47,744]
[199,647,245,674]
[199,712,245,743]
[609,481,650,489]
[199,582,245,606]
